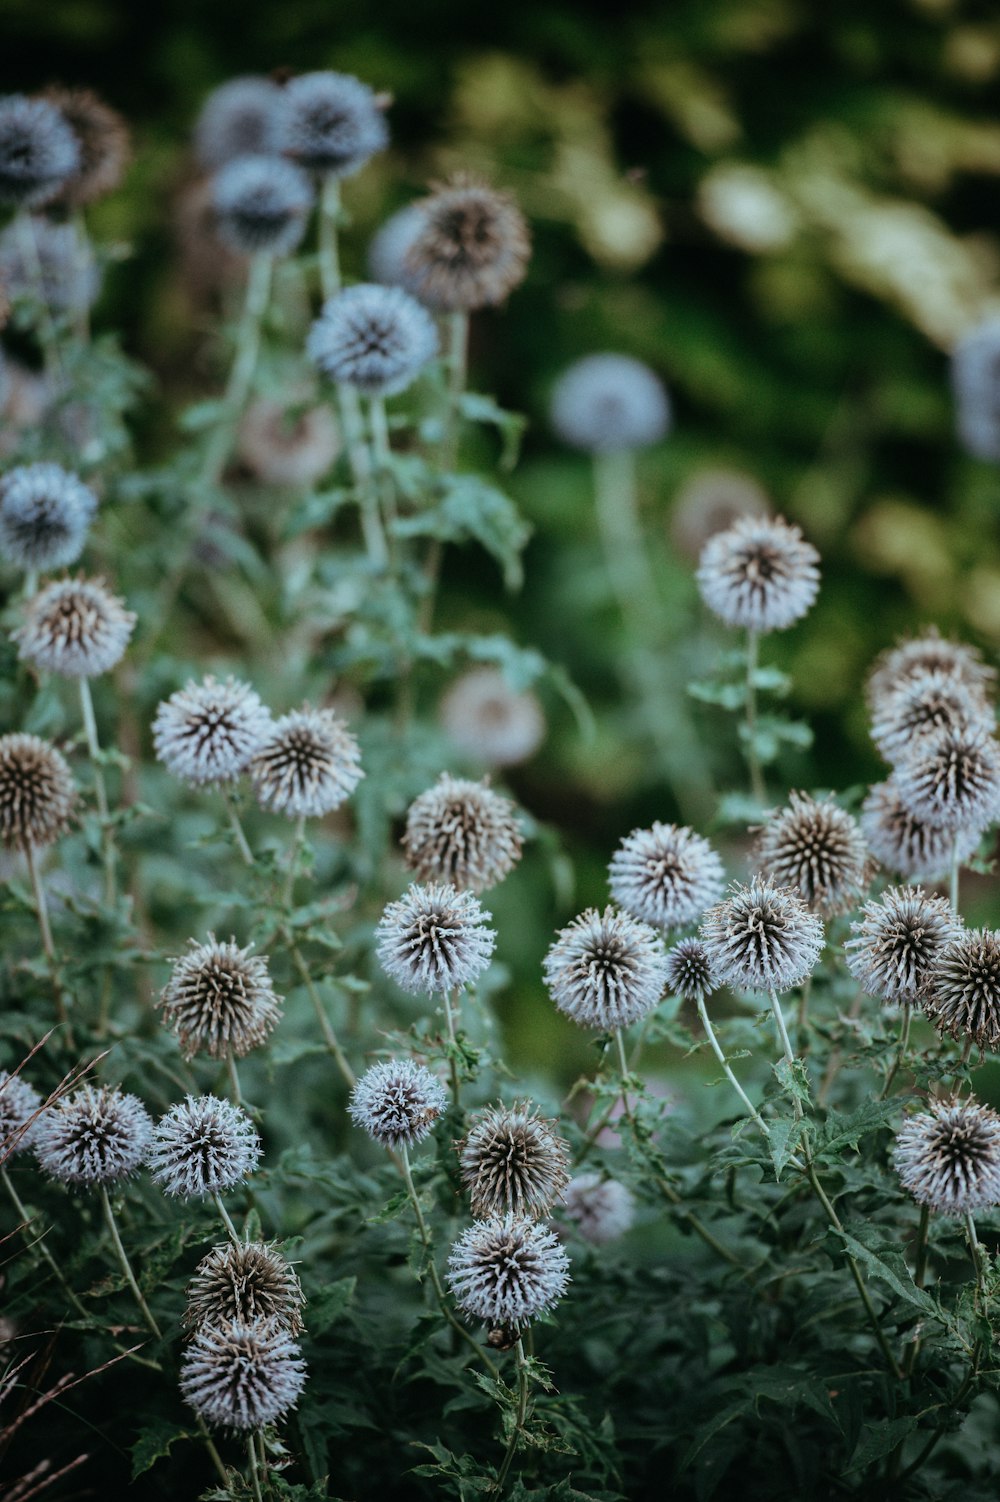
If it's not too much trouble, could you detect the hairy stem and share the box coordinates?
[221,787,254,866]
[99,1186,163,1340]
[744,629,766,805]
[880,1004,912,1100]
[213,1191,242,1245]
[494,1336,529,1495]
[442,988,462,1108]
[79,677,116,907]
[287,938,356,1090]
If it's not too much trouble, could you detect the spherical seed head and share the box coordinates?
[159,936,283,1061]
[0,216,102,315]
[179,1316,307,1432]
[870,671,994,766]
[348,1058,448,1149]
[664,938,718,1003]
[668,467,771,563]
[550,354,671,455]
[608,822,725,932]
[865,629,996,712]
[184,1241,305,1335]
[307,283,438,397]
[447,1216,570,1326]
[367,203,427,287]
[696,514,820,633]
[237,397,340,487]
[0,95,80,207]
[699,877,824,995]
[211,154,313,257]
[845,886,961,1005]
[0,463,97,572]
[42,87,130,206]
[33,1085,152,1186]
[375,882,496,996]
[752,792,873,918]
[0,1070,43,1156]
[402,774,523,894]
[894,1097,1000,1215]
[894,726,1000,833]
[13,576,136,679]
[562,1173,635,1245]
[952,318,1000,462]
[458,1102,571,1220]
[277,70,388,177]
[149,1095,261,1198]
[922,929,1000,1051]
[439,668,545,769]
[861,777,981,883]
[248,705,364,819]
[0,733,75,851]
[194,76,284,170]
[543,906,669,1030]
[153,675,272,788]
[403,175,531,312]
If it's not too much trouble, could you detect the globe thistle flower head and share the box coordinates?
[277,70,388,177]
[458,1102,571,1220]
[179,1317,307,1432]
[447,1216,570,1326]
[248,705,363,818]
[845,886,961,1006]
[562,1173,635,1245]
[159,936,283,1060]
[376,882,496,996]
[753,792,873,918]
[861,777,981,883]
[870,672,994,766]
[237,397,340,487]
[194,76,284,169]
[33,1085,152,1187]
[697,514,820,633]
[211,154,313,257]
[608,822,725,932]
[0,463,97,573]
[952,318,1000,462]
[866,629,996,712]
[922,930,1000,1052]
[13,576,136,679]
[149,1095,261,1198]
[184,1240,305,1335]
[668,467,771,563]
[402,774,523,894]
[699,877,824,995]
[550,354,671,454]
[0,1070,43,1157]
[43,88,131,206]
[153,675,272,788]
[0,733,75,851]
[403,174,531,312]
[367,203,427,287]
[307,283,438,397]
[664,937,718,1003]
[543,906,669,1030]
[894,1097,1000,1216]
[894,726,1000,833]
[439,667,545,768]
[0,217,102,315]
[349,1058,447,1150]
[0,95,80,207]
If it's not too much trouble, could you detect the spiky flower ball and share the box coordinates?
[0,217,102,313]
[179,1317,307,1432]
[211,155,313,257]
[376,883,496,996]
[699,878,824,995]
[871,672,993,767]
[13,576,136,679]
[550,354,671,454]
[608,822,725,932]
[664,938,717,1003]
[753,792,872,918]
[153,675,272,788]
[402,775,523,894]
[0,1071,43,1156]
[194,76,284,169]
[248,706,363,819]
[349,1058,447,1150]
[562,1173,635,1245]
[159,937,283,1060]
[43,87,131,206]
[922,930,1000,1052]
[894,726,1000,833]
[184,1241,305,1335]
[845,886,961,1005]
[696,515,820,633]
[368,203,426,287]
[448,1216,570,1326]
[33,1085,152,1187]
[277,71,388,177]
[866,630,996,711]
[0,95,80,207]
[0,463,97,573]
[894,1098,1000,1216]
[543,907,669,1030]
[861,777,981,883]
[458,1103,570,1220]
[952,318,1000,463]
[0,734,75,851]
[403,175,530,312]
[307,283,438,397]
[149,1096,261,1198]
[439,668,545,768]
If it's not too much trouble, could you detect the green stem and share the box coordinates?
[965,1210,985,1295]
[903,1204,931,1380]
[247,1431,264,1502]
[79,678,116,907]
[99,1186,163,1340]
[24,840,55,969]
[880,1004,912,1100]
[318,174,342,300]
[442,988,462,1109]
[494,1337,529,1495]
[950,836,961,915]
[226,1050,243,1108]
[443,309,468,468]
[768,989,801,1116]
[745,628,766,805]
[214,1191,242,1245]
[16,210,62,378]
[697,994,794,1154]
[195,1417,230,1487]
[287,938,356,1089]
[201,252,274,488]
[221,787,254,866]
[283,813,306,910]
[369,393,398,557]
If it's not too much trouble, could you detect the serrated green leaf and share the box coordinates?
[309,1275,357,1334]
[767,1115,804,1180]
[130,1417,192,1478]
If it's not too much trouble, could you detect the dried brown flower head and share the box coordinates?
[159,935,283,1060]
[184,1240,305,1335]
[753,792,873,918]
[458,1102,570,1219]
[865,629,996,712]
[42,87,131,206]
[402,774,523,893]
[0,733,75,850]
[922,929,1000,1052]
[404,175,530,311]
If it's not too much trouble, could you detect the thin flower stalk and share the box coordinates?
[78,676,116,905]
[494,1336,530,1496]
[744,628,766,805]
[220,786,254,867]
[16,210,62,377]
[99,1185,163,1340]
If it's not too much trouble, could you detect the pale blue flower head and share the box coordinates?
[551,354,671,453]
[0,1070,43,1156]
[180,1317,307,1431]
[277,71,388,178]
[0,95,80,207]
[149,1095,261,1198]
[211,154,313,257]
[0,217,102,313]
[543,906,669,1030]
[33,1085,152,1187]
[0,463,97,572]
[194,76,284,169]
[700,877,824,995]
[697,514,820,633]
[447,1216,570,1325]
[376,882,496,996]
[608,822,725,933]
[952,319,1000,462]
[895,1098,1000,1216]
[367,204,426,288]
[307,283,438,396]
[349,1058,447,1150]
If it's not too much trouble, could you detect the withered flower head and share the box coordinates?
[865,629,996,712]
[184,1240,305,1335]
[845,886,961,1005]
[861,777,981,883]
[402,774,523,894]
[894,1097,1000,1216]
[0,733,75,850]
[43,87,131,206]
[870,671,993,766]
[403,174,530,312]
[922,929,1000,1052]
[458,1102,570,1219]
[159,936,283,1060]
[753,792,873,918]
